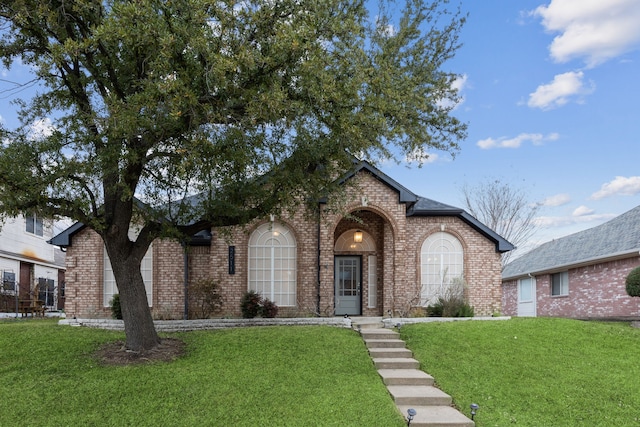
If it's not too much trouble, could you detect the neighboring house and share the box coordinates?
[502,205,640,319]
[50,161,513,319]
[0,213,66,312]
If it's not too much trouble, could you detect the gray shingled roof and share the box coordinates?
[49,159,514,253]
[502,205,640,279]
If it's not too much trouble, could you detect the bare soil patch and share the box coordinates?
[95,338,186,366]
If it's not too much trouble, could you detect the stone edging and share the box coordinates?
[59,317,354,332]
[383,316,511,328]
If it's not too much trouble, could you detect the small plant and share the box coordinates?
[240,291,279,318]
[109,294,122,319]
[241,290,262,318]
[260,298,279,318]
[188,279,224,319]
[424,277,474,317]
[625,266,640,297]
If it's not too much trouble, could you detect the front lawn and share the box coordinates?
[0,319,404,426]
[401,318,640,426]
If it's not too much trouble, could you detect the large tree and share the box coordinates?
[0,0,467,351]
[462,178,539,266]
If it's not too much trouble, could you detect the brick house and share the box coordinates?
[502,205,640,319]
[50,161,513,319]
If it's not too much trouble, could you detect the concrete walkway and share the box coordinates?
[353,318,475,427]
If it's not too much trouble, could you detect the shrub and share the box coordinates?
[456,303,475,318]
[426,295,474,318]
[426,301,444,317]
[260,298,279,318]
[240,291,279,318]
[188,279,224,319]
[109,294,122,319]
[626,266,640,297]
[241,290,262,318]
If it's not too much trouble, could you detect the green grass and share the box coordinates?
[0,319,404,427]
[401,318,640,427]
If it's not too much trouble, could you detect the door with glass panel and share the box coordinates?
[334,256,361,316]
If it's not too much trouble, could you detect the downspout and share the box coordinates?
[182,241,189,320]
[316,203,321,316]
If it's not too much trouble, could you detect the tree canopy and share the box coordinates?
[461,178,539,266]
[0,0,467,351]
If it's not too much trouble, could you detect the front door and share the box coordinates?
[334,256,361,316]
[517,277,536,317]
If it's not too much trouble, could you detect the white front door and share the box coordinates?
[334,256,361,316]
[517,277,536,317]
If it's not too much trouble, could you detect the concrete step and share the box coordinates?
[373,357,420,369]
[378,369,434,386]
[360,328,399,340]
[369,347,413,359]
[397,405,475,427]
[351,317,384,330]
[365,338,406,349]
[387,385,452,406]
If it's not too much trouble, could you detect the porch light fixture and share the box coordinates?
[353,230,363,243]
[470,403,479,420]
[406,408,416,426]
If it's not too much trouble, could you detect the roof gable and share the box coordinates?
[49,159,514,254]
[503,205,640,279]
[335,160,419,205]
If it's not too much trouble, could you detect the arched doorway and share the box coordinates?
[332,208,389,316]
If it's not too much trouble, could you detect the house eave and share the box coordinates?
[502,248,640,281]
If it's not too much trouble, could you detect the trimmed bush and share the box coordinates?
[109,294,122,319]
[625,266,640,297]
[240,290,262,318]
[260,298,279,318]
[240,291,279,318]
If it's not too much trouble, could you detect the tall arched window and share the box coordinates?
[104,244,153,307]
[420,232,464,306]
[248,222,297,306]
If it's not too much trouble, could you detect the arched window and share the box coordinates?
[248,222,296,306]
[420,232,464,306]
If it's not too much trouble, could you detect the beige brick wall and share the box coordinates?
[63,170,505,318]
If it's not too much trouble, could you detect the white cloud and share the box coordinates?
[541,193,571,207]
[572,205,594,216]
[590,176,640,199]
[527,71,594,110]
[28,118,55,140]
[437,74,468,111]
[477,132,559,149]
[404,150,440,164]
[534,212,615,228]
[533,0,640,67]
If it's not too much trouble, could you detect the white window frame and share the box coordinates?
[25,213,44,237]
[103,244,153,307]
[551,271,569,296]
[420,232,464,306]
[248,222,297,307]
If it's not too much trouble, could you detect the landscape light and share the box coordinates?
[470,403,479,420]
[406,408,416,426]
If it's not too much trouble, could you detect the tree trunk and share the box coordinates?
[107,245,160,352]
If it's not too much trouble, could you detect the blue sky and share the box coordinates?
[380,0,640,255]
[2,1,640,256]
